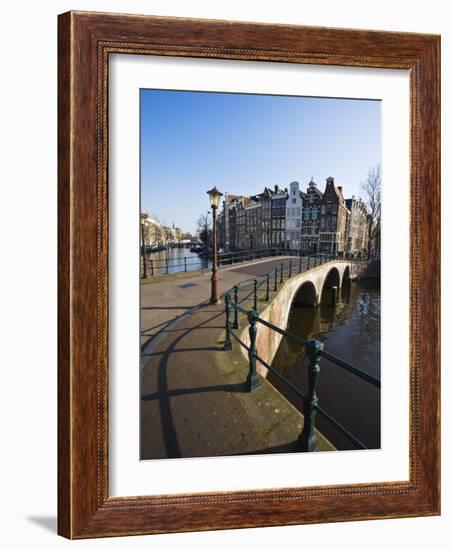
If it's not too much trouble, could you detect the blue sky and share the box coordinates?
[141,89,381,234]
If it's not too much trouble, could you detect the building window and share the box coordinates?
[292,198,296,204]
[321,205,325,215]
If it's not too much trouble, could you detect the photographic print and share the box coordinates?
[140,89,381,459]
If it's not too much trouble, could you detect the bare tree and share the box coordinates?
[197,212,212,246]
[360,165,381,257]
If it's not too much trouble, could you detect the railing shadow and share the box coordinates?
[142,381,249,402]
[141,308,225,459]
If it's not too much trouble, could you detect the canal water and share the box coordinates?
[270,279,381,451]
[145,248,212,275]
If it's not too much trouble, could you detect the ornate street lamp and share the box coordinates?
[206,186,223,304]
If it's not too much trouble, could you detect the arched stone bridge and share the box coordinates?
[291,261,361,307]
[240,260,367,377]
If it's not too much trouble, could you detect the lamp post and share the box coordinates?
[141,217,148,279]
[207,186,223,304]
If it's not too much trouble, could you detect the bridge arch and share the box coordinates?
[292,280,318,307]
[320,267,340,305]
[342,265,351,286]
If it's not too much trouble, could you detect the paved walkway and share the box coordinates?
[140,256,303,348]
[140,256,335,459]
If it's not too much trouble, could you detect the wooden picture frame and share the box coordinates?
[58,11,440,538]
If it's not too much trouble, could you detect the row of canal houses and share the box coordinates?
[217,177,369,256]
[140,212,183,247]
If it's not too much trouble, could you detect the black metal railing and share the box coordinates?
[218,246,302,266]
[226,252,353,312]
[142,246,316,276]
[142,254,210,276]
[222,254,378,452]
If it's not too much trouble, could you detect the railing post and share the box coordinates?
[166,258,169,274]
[314,255,317,267]
[289,259,292,277]
[184,257,187,272]
[307,255,310,270]
[299,255,302,274]
[274,266,278,291]
[224,294,232,350]
[265,273,270,301]
[297,339,324,452]
[280,262,283,283]
[233,286,240,329]
[246,310,261,392]
[150,259,154,276]
[253,279,258,311]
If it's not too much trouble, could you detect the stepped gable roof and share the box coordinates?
[307,179,323,197]
[271,184,288,196]
[345,196,367,214]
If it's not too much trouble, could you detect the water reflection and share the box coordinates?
[270,279,381,450]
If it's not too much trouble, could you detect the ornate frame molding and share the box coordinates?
[58,11,440,538]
